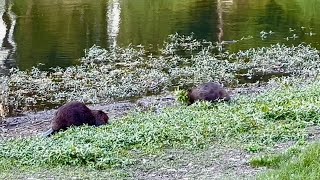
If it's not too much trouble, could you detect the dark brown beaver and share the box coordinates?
[188,82,230,104]
[43,101,109,137]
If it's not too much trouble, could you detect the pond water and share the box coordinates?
[0,0,320,71]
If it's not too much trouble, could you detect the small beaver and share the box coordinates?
[188,82,230,104]
[43,101,109,137]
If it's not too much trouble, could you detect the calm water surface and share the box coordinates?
[0,0,320,71]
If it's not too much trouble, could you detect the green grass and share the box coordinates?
[2,78,320,174]
[257,143,320,179]
[0,167,127,180]
[250,146,302,168]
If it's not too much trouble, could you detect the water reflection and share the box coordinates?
[0,1,6,46]
[217,0,234,42]
[0,0,319,71]
[0,0,16,75]
[11,0,110,70]
[107,0,121,48]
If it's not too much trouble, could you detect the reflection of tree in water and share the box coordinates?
[264,0,284,27]
[10,0,110,70]
[0,0,17,74]
[216,0,234,43]
[2,2,13,49]
[176,0,219,41]
[259,0,300,32]
[107,0,121,48]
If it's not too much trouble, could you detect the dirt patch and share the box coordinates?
[129,146,265,180]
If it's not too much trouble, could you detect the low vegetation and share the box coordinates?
[253,143,320,179]
[1,77,320,177]
[0,34,320,117]
[250,145,303,169]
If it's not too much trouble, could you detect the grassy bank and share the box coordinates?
[1,77,320,178]
[254,142,320,179]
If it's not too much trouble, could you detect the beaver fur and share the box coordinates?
[43,101,109,137]
[188,82,230,104]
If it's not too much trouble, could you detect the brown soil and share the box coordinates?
[130,146,265,180]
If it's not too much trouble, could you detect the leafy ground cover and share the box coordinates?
[2,77,320,178]
[253,142,320,180]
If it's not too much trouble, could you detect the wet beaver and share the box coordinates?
[188,82,230,104]
[43,101,109,137]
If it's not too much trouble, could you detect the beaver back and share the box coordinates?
[51,101,96,131]
[188,82,230,104]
